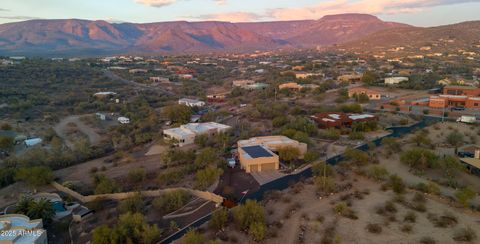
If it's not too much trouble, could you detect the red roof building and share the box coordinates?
[311,112,377,129]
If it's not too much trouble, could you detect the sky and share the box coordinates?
[1,0,480,27]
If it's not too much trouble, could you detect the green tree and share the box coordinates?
[440,156,464,180]
[411,132,431,147]
[367,165,389,181]
[110,213,160,244]
[400,148,438,173]
[209,208,228,231]
[361,70,378,85]
[446,131,464,154]
[232,200,265,230]
[162,104,192,124]
[195,166,223,190]
[249,221,266,241]
[182,230,208,244]
[92,225,114,244]
[15,198,55,224]
[93,174,120,194]
[194,147,221,168]
[152,190,190,213]
[304,150,321,163]
[344,148,370,166]
[278,146,301,164]
[118,193,144,214]
[15,166,54,187]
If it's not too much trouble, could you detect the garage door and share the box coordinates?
[261,163,276,171]
[250,164,259,172]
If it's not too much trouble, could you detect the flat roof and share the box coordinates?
[460,158,480,169]
[163,127,195,137]
[241,145,273,159]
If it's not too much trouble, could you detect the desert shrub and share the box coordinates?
[455,186,476,207]
[249,221,266,241]
[333,202,357,219]
[194,166,223,190]
[428,212,458,228]
[403,211,417,223]
[415,182,440,195]
[400,148,438,173]
[311,162,335,177]
[152,190,190,213]
[367,165,389,181]
[453,227,477,242]
[210,208,228,231]
[412,192,426,203]
[420,237,436,244]
[314,176,336,194]
[384,201,397,213]
[118,193,144,214]
[388,175,406,194]
[232,200,265,230]
[344,148,370,166]
[366,223,382,234]
[401,224,413,233]
[127,168,147,184]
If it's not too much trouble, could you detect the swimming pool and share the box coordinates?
[52,201,67,212]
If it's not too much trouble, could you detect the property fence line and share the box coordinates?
[51,182,224,204]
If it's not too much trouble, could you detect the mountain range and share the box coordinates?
[0,13,477,56]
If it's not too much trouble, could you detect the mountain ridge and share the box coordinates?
[2,13,472,56]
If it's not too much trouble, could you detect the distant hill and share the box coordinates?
[340,21,480,53]
[0,14,409,56]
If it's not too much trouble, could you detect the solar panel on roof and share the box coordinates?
[242,145,273,158]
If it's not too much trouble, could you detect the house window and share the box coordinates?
[475,103,479,107]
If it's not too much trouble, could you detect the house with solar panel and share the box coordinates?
[237,136,307,173]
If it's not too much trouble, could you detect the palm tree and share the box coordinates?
[26,198,55,224]
[14,197,34,215]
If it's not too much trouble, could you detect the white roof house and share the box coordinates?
[0,214,47,244]
[385,77,409,85]
[178,98,205,107]
[163,122,231,147]
[118,117,130,124]
[93,92,117,97]
[24,138,42,147]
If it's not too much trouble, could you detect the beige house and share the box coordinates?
[163,122,231,147]
[237,136,307,173]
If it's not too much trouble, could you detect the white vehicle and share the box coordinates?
[118,117,130,124]
[457,116,476,124]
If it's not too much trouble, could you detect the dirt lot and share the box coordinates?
[54,114,104,148]
[198,174,480,244]
[375,121,480,205]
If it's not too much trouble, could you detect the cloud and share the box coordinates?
[0,8,9,11]
[0,16,42,20]
[268,0,480,20]
[135,0,226,7]
[194,12,262,22]
[135,0,178,7]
